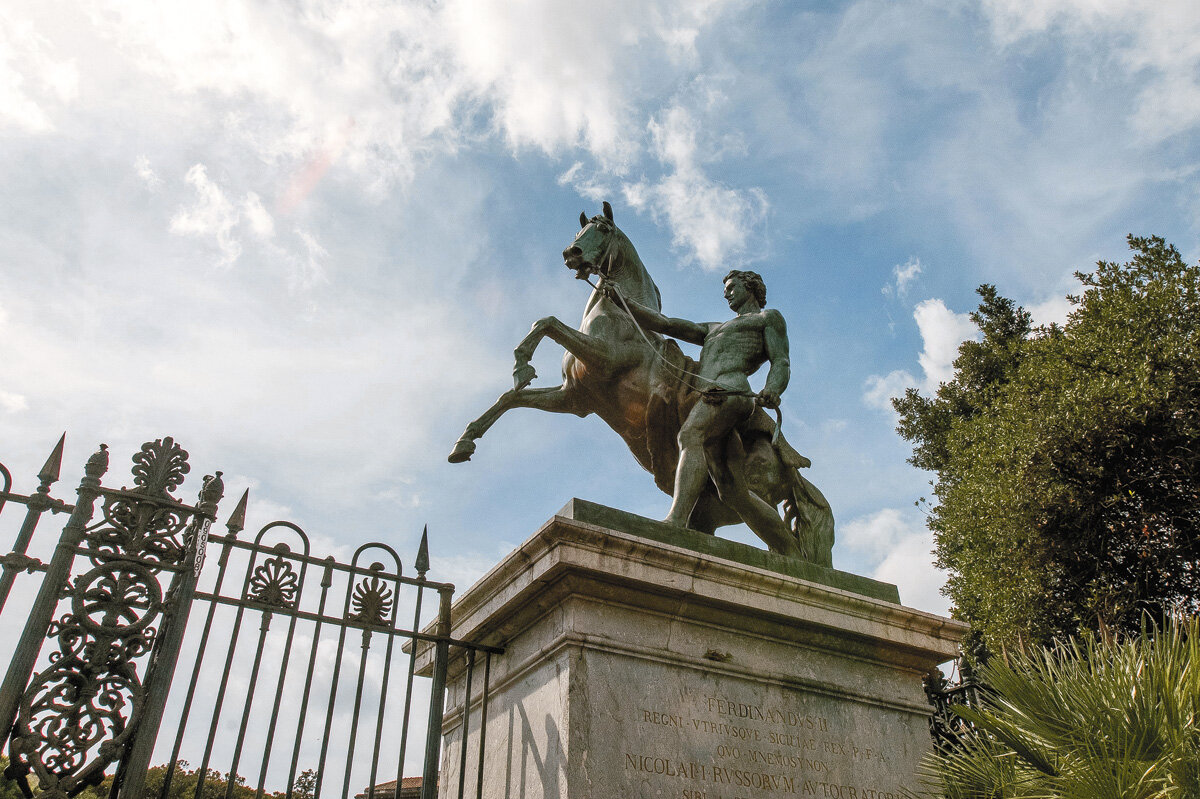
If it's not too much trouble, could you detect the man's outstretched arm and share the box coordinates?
[602,284,708,345]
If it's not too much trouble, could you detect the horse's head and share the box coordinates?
[563,201,623,281]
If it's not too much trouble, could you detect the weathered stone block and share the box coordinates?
[427,500,964,798]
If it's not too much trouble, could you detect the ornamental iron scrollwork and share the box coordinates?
[348,563,394,626]
[4,439,222,798]
[247,546,300,610]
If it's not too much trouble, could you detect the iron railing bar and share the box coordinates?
[341,629,374,799]
[0,506,46,608]
[94,485,200,510]
[192,545,262,799]
[475,651,492,799]
[364,578,402,799]
[281,557,335,799]
[117,512,217,799]
[160,532,239,799]
[419,587,453,799]
[189,590,504,652]
[0,457,59,611]
[252,600,304,799]
[0,491,73,514]
[394,582,425,791]
[223,535,310,799]
[312,578,356,799]
[0,444,107,756]
[0,503,53,616]
[204,534,453,590]
[223,608,276,799]
[456,649,476,799]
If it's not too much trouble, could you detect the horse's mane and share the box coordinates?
[583,222,662,316]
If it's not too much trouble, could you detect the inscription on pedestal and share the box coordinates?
[618,689,907,799]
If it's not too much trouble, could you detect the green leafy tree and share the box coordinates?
[913,616,1200,798]
[74,761,296,799]
[896,236,1200,652]
[290,769,316,799]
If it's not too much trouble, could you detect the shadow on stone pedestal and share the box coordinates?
[422,499,966,799]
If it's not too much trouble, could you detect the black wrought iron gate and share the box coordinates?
[0,436,499,799]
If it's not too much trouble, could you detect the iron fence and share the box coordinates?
[922,657,983,754]
[0,436,501,799]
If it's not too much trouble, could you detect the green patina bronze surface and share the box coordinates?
[557,498,898,604]
[450,203,835,567]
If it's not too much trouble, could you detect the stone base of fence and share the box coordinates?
[424,498,966,799]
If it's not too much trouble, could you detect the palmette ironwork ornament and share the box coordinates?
[128,437,189,497]
[247,547,300,609]
[348,564,394,626]
[4,438,219,797]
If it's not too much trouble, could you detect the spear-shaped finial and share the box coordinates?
[37,433,66,491]
[225,489,249,538]
[415,525,430,578]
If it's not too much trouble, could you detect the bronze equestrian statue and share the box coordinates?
[448,203,834,565]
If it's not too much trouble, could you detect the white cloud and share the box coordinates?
[243,193,275,239]
[0,9,78,132]
[889,257,922,297]
[0,390,27,413]
[622,103,768,270]
[863,298,979,413]
[75,0,739,186]
[982,0,1200,142]
[1028,293,1073,326]
[862,369,918,414]
[841,508,949,615]
[842,506,911,552]
[287,228,328,292]
[914,298,977,388]
[169,166,324,287]
[557,162,613,203]
[170,164,243,267]
[134,155,162,190]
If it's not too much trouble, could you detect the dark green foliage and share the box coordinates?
[896,236,1200,651]
[912,617,1200,799]
[73,761,306,799]
[0,758,28,799]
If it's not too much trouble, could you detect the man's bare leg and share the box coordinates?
[665,398,747,526]
[704,429,803,557]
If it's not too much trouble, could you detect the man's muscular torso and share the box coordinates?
[697,310,780,392]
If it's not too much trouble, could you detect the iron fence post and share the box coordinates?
[421,586,454,799]
[115,473,223,799]
[0,434,67,615]
[0,444,107,749]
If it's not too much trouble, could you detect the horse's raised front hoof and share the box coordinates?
[448,439,476,463]
[513,363,537,391]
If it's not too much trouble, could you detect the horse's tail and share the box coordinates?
[782,471,834,567]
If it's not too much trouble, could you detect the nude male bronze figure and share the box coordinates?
[603,270,802,557]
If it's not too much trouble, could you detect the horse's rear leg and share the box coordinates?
[449,385,587,463]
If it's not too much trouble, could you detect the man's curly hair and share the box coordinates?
[724,270,766,307]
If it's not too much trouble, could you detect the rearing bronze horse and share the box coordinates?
[448,203,834,565]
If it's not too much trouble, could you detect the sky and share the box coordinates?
[3,0,1200,631]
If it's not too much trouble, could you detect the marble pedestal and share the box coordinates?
[426,500,965,799]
